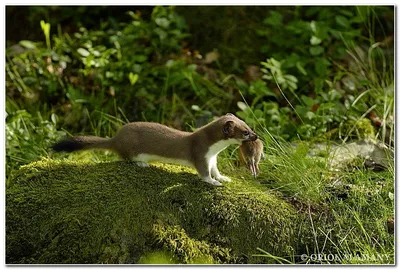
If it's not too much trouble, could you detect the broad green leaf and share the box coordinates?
[286,80,297,91]
[284,74,298,83]
[270,58,281,67]
[284,53,300,68]
[310,21,317,33]
[19,40,36,49]
[236,111,247,120]
[254,109,264,118]
[51,113,58,124]
[296,62,308,75]
[336,15,350,28]
[310,36,322,45]
[127,11,140,20]
[309,46,324,56]
[155,17,170,28]
[129,73,139,86]
[340,9,354,17]
[263,11,283,26]
[135,55,147,62]
[319,102,336,110]
[77,48,90,57]
[301,95,315,107]
[314,78,324,93]
[40,20,51,49]
[315,58,331,76]
[40,20,50,34]
[191,105,201,111]
[306,111,315,120]
[154,28,167,40]
[237,101,248,111]
[328,89,342,101]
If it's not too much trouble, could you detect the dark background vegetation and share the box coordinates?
[6,5,394,175]
[6,5,394,174]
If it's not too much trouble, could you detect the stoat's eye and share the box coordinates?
[243,130,250,136]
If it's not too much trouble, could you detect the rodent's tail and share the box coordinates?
[51,136,111,153]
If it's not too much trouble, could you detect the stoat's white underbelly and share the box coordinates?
[134,154,194,168]
[134,138,241,170]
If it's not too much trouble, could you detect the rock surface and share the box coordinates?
[6,159,302,264]
[307,140,393,171]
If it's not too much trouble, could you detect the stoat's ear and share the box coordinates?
[225,113,234,116]
[222,120,235,137]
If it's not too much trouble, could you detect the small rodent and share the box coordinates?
[238,139,264,178]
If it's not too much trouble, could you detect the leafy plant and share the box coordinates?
[235,6,393,142]
[5,104,66,182]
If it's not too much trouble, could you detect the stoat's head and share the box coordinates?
[222,113,258,142]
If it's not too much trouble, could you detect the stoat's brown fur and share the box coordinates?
[52,113,257,186]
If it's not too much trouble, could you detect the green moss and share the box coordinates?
[7,158,302,264]
[342,118,376,140]
[152,224,230,264]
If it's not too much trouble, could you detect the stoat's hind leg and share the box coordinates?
[124,158,149,168]
[135,161,149,167]
[130,156,150,167]
[117,148,133,160]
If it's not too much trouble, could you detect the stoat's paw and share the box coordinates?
[135,161,149,167]
[202,177,223,186]
[216,175,232,182]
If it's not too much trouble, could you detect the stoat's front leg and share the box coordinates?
[211,162,231,182]
[202,175,223,186]
[208,155,231,182]
[194,157,223,186]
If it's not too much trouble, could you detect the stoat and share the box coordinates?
[238,139,264,178]
[52,113,258,186]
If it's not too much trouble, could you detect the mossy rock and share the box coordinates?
[342,118,376,140]
[7,159,302,264]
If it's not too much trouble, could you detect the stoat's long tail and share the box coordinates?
[52,136,111,153]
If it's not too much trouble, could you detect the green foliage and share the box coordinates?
[253,138,330,203]
[340,118,376,141]
[236,6,393,141]
[5,102,66,181]
[40,20,51,49]
[6,6,240,136]
[6,6,394,144]
[261,58,298,92]
[324,169,394,264]
[248,134,394,264]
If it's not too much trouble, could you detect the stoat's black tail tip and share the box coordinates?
[51,138,86,152]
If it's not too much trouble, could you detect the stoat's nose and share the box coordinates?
[251,134,258,141]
